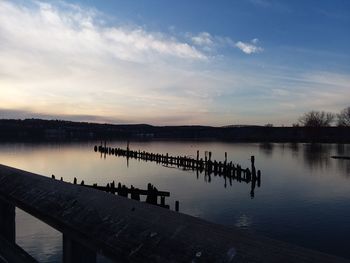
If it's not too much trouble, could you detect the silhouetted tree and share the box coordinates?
[298,110,335,127]
[337,106,350,127]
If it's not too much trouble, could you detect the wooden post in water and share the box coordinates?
[175,201,179,212]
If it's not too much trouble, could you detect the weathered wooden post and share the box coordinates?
[175,201,179,212]
[130,186,140,201]
[63,235,96,263]
[0,199,15,243]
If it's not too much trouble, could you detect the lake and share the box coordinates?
[1,141,350,262]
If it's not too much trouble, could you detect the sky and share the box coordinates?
[0,0,349,126]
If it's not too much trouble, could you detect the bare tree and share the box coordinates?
[298,111,335,127]
[337,106,350,127]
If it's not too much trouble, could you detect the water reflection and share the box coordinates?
[259,143,274,157]
[234,214,252,229]
[258,143,350,176]
[303,144,332,171]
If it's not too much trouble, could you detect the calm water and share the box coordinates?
[1,141,350,261]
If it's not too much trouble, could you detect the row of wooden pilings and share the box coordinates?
[94,143,261,183]
[52,175,178,211]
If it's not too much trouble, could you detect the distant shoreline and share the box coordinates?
[1,119,350,143]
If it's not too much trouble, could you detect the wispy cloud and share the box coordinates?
[249,0,292,12]
[235,39,263,54]
[0,1,206,63]
[191,32,214,47]
[190,32,263,55]
[0,1,216,124]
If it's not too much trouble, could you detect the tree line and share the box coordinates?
[297,106,350,127]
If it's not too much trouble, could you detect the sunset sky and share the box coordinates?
[0,0,349,125]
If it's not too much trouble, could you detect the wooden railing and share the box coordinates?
[0,164,349,263]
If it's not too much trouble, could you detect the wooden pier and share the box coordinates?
[53,175,173,210]
[94,144,261,182]
[94,143,262,197]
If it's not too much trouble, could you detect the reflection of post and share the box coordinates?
[0,200,15,243]
[250,177,256,199]
[104,141,106,159]
[257,170,261,187]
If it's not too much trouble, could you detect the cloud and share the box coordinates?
[0,0,219,125]
[0,108,129,123]
[0,1,206,63]
[249,0,292,12]
[191,32,214,47]
[251,38,259,44]
[235,39,263,54]
[190,33,263,55]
